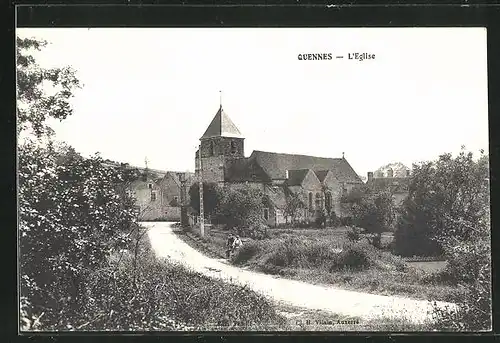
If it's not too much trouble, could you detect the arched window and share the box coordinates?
[325,192,331,210]
[315,193,321,210]
[231,140,237,154]
[263,208,269,220]
[209,141,215,156]
[308,192,313,211]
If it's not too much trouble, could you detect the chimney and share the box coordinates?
[367,172,373,182]
[387,168,393,178]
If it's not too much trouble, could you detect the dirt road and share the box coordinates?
[145,221,456,325]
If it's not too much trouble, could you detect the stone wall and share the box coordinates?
[196,155,225,184]
[200,137,244,158]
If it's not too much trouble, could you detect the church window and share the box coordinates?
[231,141,237,154]
[325,192,332,210]
[263,208,269,220]
[209,141,215,156]
[315,193,321,209]
[308,192,313,211]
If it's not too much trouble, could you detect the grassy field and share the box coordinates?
[173,228,439,331]
[178,226,458,303]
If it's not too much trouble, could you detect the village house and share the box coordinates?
[194,104,364,227]
[103,161,194,221]
[365,165,411,207]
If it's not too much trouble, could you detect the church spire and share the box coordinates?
[200,94,243,140]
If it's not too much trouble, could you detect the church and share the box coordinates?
[194,104,364,226]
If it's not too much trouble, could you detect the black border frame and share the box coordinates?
[4,1,500,341]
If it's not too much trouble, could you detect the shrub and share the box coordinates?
[232,242,261,265]
[346,226,363,242]
[315,212,327,228]
[218,186,266,230]
[340,217,353,226]
[430,213,491,331]
[19,143,137,330]
[189,182,222,217]
[23,236,286,331]
[329,243,371,272]
[394,150,489,257]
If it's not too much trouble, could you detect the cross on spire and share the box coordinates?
[219,90,222,108]
[144,156,149,169]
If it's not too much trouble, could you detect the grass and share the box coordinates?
[70,232,289,331]
[406,261,447,273]
[180,226,459,303]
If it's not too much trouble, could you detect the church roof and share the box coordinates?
[224,158,271,182]
[314,170,330,182]
[250,150,363,183]
[286,169,310,186]
[200,106,243,140]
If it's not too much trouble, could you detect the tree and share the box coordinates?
[19,142,137,329]
[217,186,265,230]
[432,208,491,331]
[393,149,489,257]
[341,186,394,248]
[283,192,303,224]
[188,182,222,217]
[17,37,81,138]
[430,152,490,330]
[18,37,136,330]
[350,191,395,248]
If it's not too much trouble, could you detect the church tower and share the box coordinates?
[195,104,244,185]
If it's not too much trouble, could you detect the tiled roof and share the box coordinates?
[286,169,310,186]
[200,106,243,140]
[314,170,330,182]
[224,158,271,182]
[251,150,362,183]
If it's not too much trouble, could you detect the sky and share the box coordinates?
[17,27,489,178]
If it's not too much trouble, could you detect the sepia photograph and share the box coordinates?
[17,26,491,332]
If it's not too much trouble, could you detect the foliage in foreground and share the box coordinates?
[429,207,491,331]
[19,141,138,330]
[388,148,491,331]
[22,237,286,331]
[394,149,489,257]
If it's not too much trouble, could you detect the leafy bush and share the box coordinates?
[395,149,492,330]
[19,141,138,329]
[346,226,363,242]
[245,237,375,273]
[430,212,491,331]
[328,243,371,272]
[315,211,327,228]
[217,186,266,230]
[349,191,395,248]
[394,150,489,257]
[232,242,262,265]
[189,182,222,217]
